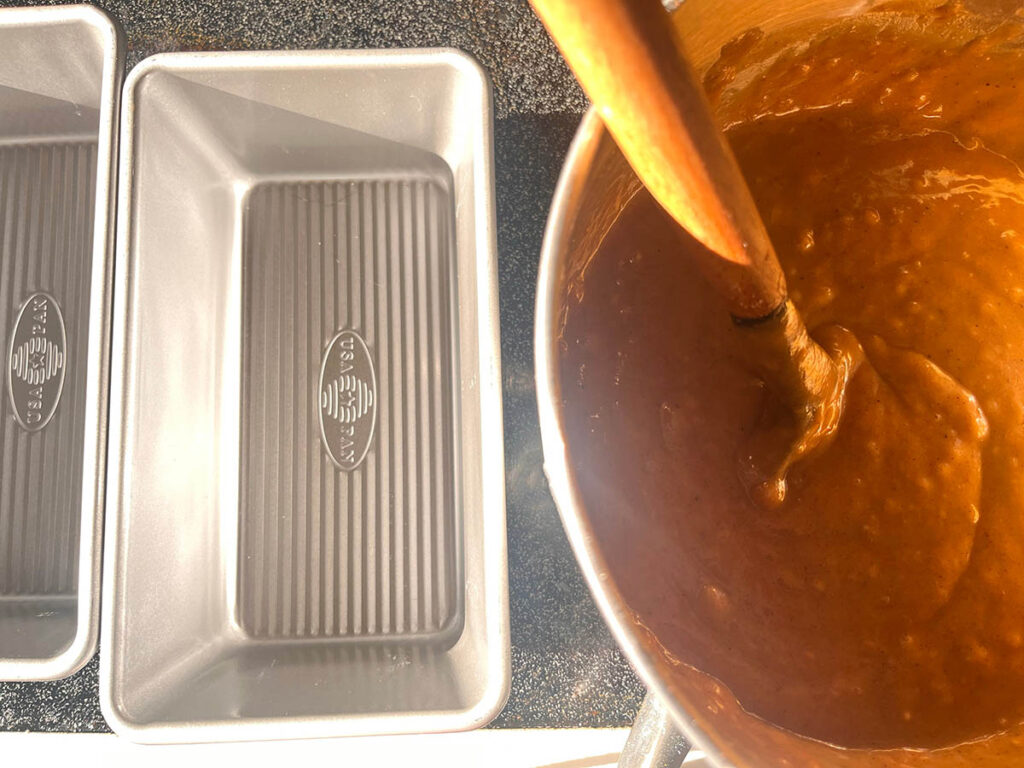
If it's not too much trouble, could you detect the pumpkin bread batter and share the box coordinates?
[561,2,1024,750]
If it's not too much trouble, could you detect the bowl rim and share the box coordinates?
[533,107,731,766]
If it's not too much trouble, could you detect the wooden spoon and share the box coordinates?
[531,0,863,507]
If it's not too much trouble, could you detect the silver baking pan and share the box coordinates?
[102,49,509,742]
[0,5,123,681]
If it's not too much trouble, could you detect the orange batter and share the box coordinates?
[560,2,1024,750]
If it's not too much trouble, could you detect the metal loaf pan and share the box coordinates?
[0,5,123,681]
[102,49,509,742]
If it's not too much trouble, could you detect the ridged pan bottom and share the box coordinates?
[0,142,96,599]
[238,178,462,642]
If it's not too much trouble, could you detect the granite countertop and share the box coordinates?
[0,0,645,733]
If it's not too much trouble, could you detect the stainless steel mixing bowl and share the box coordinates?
[535,1,1019,765]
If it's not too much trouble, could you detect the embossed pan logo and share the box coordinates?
[318,330,377,471]
[6,292,67,432]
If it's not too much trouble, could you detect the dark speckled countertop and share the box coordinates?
[0,0,645,733]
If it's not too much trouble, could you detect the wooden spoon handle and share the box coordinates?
[531,0,787,318]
